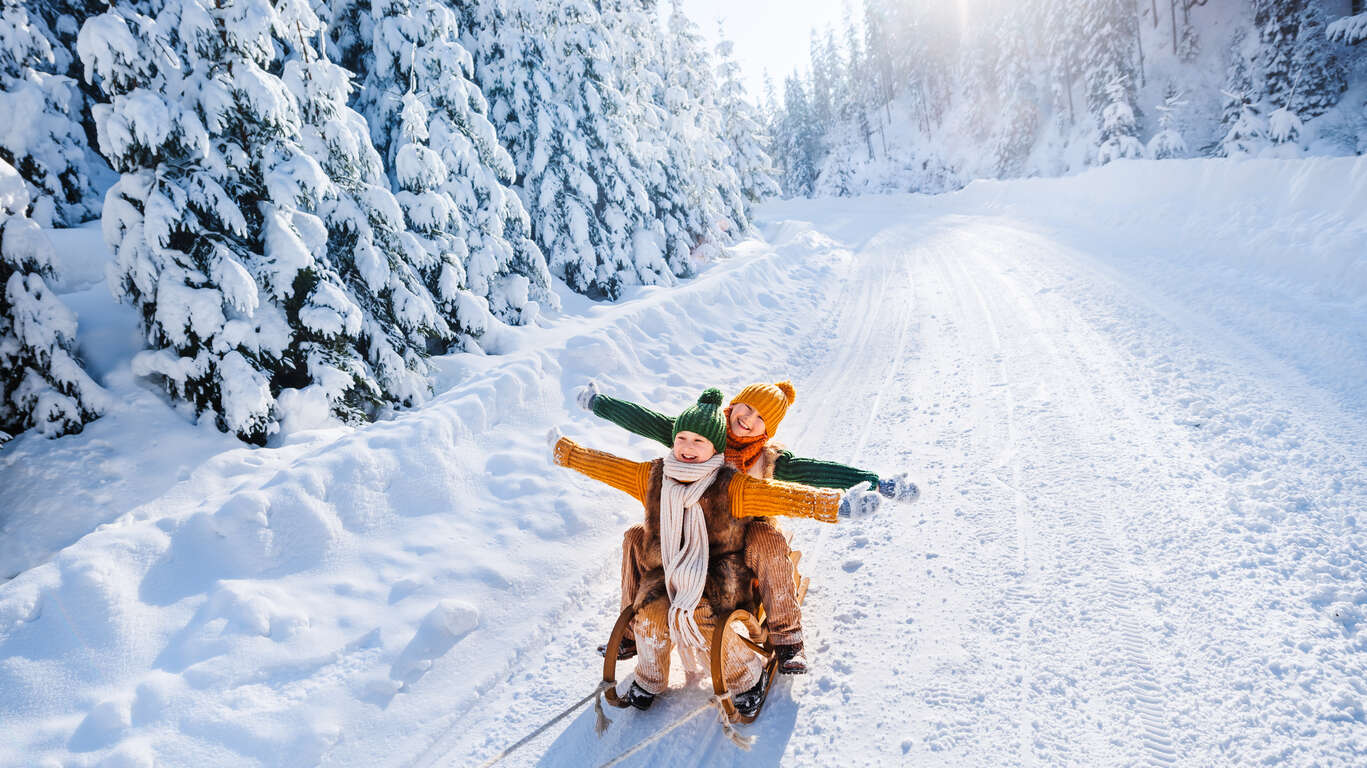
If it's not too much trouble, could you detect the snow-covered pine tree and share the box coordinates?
[661,1,746,246]
[760,70,786,167]
[1097,76,1145,163]
[822,25,854,126]
[715,26,781,208]
[779,74,823,196]
[595,0,696,278]
[0,0,101,226]
[281,14,448,409]
[22,0,102,99]
[1253,0,1299,110]
[1176,1,1201,63]
[1043,0,1084,127]
[1266,103,1303,144]
[956,7,997,145]
[1327,5,1367,44]
[358,0,551,336]
[1285,2,1345,118]
[1253,0,1345,119]
[1217,28,1266,157]
[1147,84,1187,158]
[453,0,529,175]
[317,0,371,77]
[808,30,835,131]
[763,73,793,192]
[78,0,446,443]
[931,6,964,124]
[862,0,897,125]
[0,158,105,441]
[470,0,669,299]
[838,9,862,121]
[1218,90,1265,155]
[898,3,956,132]
[994,1,1040,176]
[840,12,878,160]
[1080,0,1142,163]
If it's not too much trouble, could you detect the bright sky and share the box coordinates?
[665,0,860,104]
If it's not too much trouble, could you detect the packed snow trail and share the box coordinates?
[2,160,1364,767]
[444,165,1367,767]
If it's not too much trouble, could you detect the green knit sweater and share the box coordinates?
[590,393,880,490]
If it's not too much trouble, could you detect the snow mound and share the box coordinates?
[948,157,1367,302]
[0,230,848,766]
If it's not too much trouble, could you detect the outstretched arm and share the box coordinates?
[552,437,652,504]
[582,385,676,448]
[725,473,843,524]
[772,450,880,490]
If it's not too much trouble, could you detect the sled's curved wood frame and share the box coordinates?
[600,550,808,721]
[601,605,638,709]
[710,549,808,723]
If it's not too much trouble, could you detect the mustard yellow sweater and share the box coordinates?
[553,437,841,524]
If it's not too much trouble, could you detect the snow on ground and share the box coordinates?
[1,157,1365,767]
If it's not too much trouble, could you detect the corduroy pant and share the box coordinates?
[630,598,763,696]
[618,518,803,645]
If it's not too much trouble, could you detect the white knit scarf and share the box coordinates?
[659,452,725,649]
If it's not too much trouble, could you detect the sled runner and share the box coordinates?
[601,549,809,723]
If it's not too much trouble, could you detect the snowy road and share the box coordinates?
[445,175,1367,766]
[4,161,1364,768]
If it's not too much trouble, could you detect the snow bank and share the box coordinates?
[0,231,851,766]
[945,156,1367,303]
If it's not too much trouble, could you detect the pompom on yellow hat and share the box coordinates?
[730,380,797,436]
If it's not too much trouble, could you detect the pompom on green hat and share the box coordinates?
[672,388,727,453]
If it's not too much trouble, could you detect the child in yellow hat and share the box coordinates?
[551,388,878,715]
[577,380,917,674]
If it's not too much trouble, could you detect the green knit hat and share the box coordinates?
[672,388,727,453]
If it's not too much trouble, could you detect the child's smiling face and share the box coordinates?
[728,403,766,438]
[672,430,717,463]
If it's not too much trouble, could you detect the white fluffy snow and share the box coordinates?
[1,157,1364,766]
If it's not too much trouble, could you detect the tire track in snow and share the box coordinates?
[945,241,1042,767]
[923,223,1184,766]
[745,225,926,764]
[925,238,1046,765]
[1031,214,1367,766]
[971,226,1183,768]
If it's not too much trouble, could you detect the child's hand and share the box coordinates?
[838,484,882,519]
[878,473,920,503]
[547,426,565,453]
[576,381,600,412]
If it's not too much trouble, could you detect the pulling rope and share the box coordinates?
[597,699,715,768]
[477,681,757,768]
[475,681,613,768]
[710,692,756,750]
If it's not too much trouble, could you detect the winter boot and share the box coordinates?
[623,681,655,711]
[734,668,769,718]
[597,636,637,660]
[773,642,808,675]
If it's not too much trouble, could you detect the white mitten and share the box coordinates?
[547,426,565,456]
[878,473,921,503]
[576,381,600,412]
[838,483,882,519]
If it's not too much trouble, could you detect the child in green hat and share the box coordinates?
[551,388,880,715]
[577,379,915,673]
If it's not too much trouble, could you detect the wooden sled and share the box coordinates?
[601,549,809,723]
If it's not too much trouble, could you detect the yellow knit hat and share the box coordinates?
[730,380,797,436]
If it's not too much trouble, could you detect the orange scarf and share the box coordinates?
[724,407,770,472]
